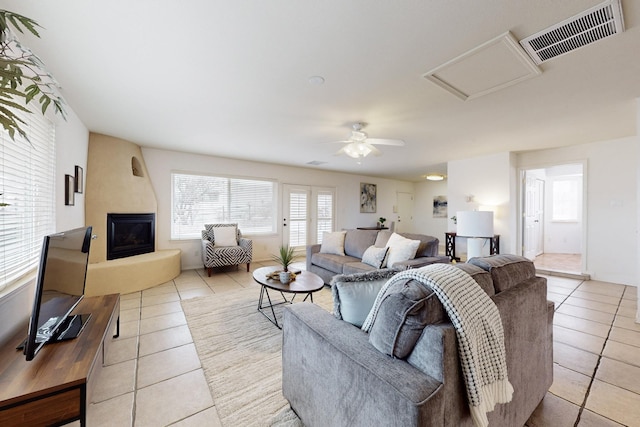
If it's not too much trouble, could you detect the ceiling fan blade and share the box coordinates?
[334,146,347,156]
[367,144,382,156]
[366,138,405,146]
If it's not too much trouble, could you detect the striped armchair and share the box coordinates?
[201,223,253,276]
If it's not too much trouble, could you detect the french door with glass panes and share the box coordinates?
[282,185,335,249]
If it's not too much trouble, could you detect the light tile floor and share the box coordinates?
[534,253,582,274]
[70,262,639,427]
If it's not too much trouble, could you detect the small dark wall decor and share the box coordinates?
[65,174,75,206]
[74,165,83,193]
[360,183,377,213]
[433,195,448,218]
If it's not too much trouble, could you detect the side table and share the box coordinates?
[252,266,324,329]
[445,232,500,261]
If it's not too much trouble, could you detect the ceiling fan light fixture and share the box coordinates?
[343,142,371,159]
[425,174,445,181]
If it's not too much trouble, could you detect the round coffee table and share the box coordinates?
[252,266,324,329]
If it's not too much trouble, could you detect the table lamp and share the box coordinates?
[456,211,494,260]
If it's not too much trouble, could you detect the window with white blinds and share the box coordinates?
[288,191,308,247]
[316,191,334,243]
[171,172,277,239]
[0,113,56,293]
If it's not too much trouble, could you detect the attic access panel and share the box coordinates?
[423,32,541,101]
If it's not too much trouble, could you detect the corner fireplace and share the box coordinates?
[107,213,155,260]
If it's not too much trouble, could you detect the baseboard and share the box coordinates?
[535,268,591,281]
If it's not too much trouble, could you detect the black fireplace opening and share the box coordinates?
[107,213,155,260]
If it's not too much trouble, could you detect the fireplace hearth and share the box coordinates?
[107,213,155,260]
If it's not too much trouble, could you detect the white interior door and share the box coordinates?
[395,192,414,233]
[523,173,544,260]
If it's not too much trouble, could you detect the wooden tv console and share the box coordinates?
[0,294,120,427]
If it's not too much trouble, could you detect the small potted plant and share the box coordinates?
[378,217,386,228]
[271,245,299,283]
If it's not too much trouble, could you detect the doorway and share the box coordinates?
[520,163,584,274]
[395,192,414,233]
[282,184,336,250]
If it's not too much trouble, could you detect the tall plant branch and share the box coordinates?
[0,10,66,142]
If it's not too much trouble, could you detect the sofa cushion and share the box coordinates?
[320,231,347,256]
[344,229,379,258]
[375,231,439,257]
[403,233,439,257]
[311,252,360,273]
[385,233,420,268]
[368,278,442,358]
[453,263,495,296]
[361,245,389,268]
[331,269,398,327]
[468,254,536,293]
[374,230,392,247]
[343,262,377,275]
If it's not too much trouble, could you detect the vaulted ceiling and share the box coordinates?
[4,0,640,181]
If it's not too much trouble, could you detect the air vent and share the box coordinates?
[520,0,624,64]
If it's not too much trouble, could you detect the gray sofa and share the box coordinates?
[283,254,554,426]
[306,229,449,284]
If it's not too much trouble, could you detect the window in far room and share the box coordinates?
[171,172,277,239]
[0,113,56,294]
[551,176,581,222]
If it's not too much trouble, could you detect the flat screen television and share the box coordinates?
[21,226,93,361]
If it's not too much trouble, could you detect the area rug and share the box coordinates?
[181,285,333,426]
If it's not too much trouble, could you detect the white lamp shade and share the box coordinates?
[456,211,494,238]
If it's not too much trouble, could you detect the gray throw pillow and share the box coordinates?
[361,245,389,269]
[368,279,432,358]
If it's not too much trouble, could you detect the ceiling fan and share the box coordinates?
[332,123,405,163]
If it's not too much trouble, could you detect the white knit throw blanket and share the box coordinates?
[362,264,513,427]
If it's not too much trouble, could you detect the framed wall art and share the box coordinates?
[433,195,448,218]
[74,165,83,193]
[65,174,75,206]
[360,183,377,213]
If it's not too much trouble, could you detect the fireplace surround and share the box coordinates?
[106,213,155,260]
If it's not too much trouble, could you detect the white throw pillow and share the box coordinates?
[213,226,238,247]
[361,246,389,269]
[384,233,420,267]
[320,231,347,256]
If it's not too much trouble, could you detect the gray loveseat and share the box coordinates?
[283,254,553,426]
[306,229,449,284]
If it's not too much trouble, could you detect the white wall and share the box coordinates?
[142,148,415,269]
[447,152,515,259]
[54,109,89,232]
[414,179,449,251]
[518,137,638,286]
[0,108,89,344]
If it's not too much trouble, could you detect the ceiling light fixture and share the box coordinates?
[425,174,445,181]
[343,142,372,160]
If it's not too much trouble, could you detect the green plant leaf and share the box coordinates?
[2,10,41,37]
[0,9,65,142]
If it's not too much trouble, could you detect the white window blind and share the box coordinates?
[171,172,276,239]
[288,191,308,247]
[0,113,56,293]
[316,191,333,243]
